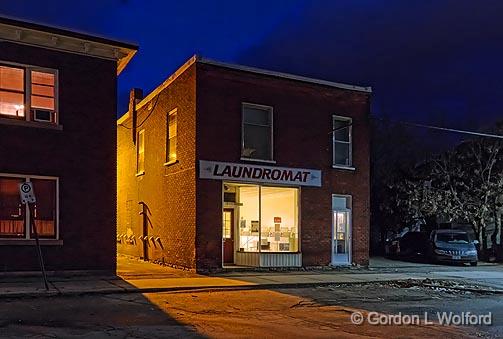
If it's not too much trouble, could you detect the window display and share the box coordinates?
[230,183,299,253]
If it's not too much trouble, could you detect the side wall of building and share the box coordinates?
[0,42,117,272]
[195,63,371,270]
[117,64,197,270]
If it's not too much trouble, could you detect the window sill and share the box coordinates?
[332,165,356,171]
[163,160,179,167]
[0,239,63,246]
[135,171,145,177]
[240,157,276,164]
[0,117,62,130]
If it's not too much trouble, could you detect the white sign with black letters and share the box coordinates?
[199,160,322,187]
[19,182,36,204]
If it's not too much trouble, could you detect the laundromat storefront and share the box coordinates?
[199,160,322,267]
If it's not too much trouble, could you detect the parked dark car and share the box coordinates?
[427,229,478,266]
[385,231,429,258]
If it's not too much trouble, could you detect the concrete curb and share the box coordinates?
[2,278,502,299]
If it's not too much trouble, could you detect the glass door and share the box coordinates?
[332,195,351,265]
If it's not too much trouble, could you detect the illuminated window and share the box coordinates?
[230,183,299,253]
[242,103,273,161]
[0,63,57,123]
[333,116,352,167]
[0,175,58,240]
[136,129,145,174]
[31,70,56,122]
[222,210,232,239]
[0,65,25,118]
[166,109,177,163]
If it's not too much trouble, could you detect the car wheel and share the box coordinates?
[470,261,478,266]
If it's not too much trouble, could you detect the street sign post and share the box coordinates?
[19,182,49,291]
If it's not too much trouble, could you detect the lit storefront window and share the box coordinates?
[229,183,299,253]
[237,185,260,252]
[260,186,298,252]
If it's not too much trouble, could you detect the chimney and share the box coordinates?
[129,88,143,144]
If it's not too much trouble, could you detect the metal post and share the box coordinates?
[28,203,49,291]
[139,202,148,261]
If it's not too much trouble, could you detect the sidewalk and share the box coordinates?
[1,256,502,298]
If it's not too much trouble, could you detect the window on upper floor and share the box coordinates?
[166,109,177,164]
[0,63,58,124]
[241,103,273,162]
[136,129,145,175]
[333,116,353,168]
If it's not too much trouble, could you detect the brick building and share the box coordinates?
[117,55,371,272]
[0,17,137,272]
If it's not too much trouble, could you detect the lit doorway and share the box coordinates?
[222,208,235,264]
[332,195,351,265]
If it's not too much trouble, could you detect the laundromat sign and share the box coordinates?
[199,160,322,187]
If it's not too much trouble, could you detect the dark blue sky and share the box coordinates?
[1,0,501,128]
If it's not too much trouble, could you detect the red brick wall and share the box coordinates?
[195,63,370,270]
[117,64,197,270]
[0,42,117,272]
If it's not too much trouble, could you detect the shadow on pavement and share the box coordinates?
[0,282,204,338]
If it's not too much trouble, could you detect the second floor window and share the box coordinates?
[166,109,177,163]
[242,103,273,161]
[333,116,352,167]
[136,129,145,174]
[0,63,57,123]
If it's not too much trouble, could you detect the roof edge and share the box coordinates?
[195,56,372,93]
[117,55,197,124]
[117,54,372,124]
[0,15,138,49]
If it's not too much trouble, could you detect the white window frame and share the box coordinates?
[0,60,59,125]
[0,173,60,240]
[165,108,178,165]
[332,115,353,169]
[136,129,145,175]
[241,103,275,163]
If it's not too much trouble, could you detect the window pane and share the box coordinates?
[223,211,232,239]
[332,196,349,210]
[137,131,145,173]
[31,71,55,112]
[243,124,271,160]
[0,91,24,116]
[167,112,177,162]
[31,71,54,86]
[333,119,350,142]
[237,185,259,252]
[0,66,24,91]
[31,95,55,110]
[243,106,270,125]
[334,142,350,166]
[31,179,56,238]
[260,187,298,252]
[168,136,177,162]
[0,177,25,238]
[32,84,54,97]
[168,113,177,137]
